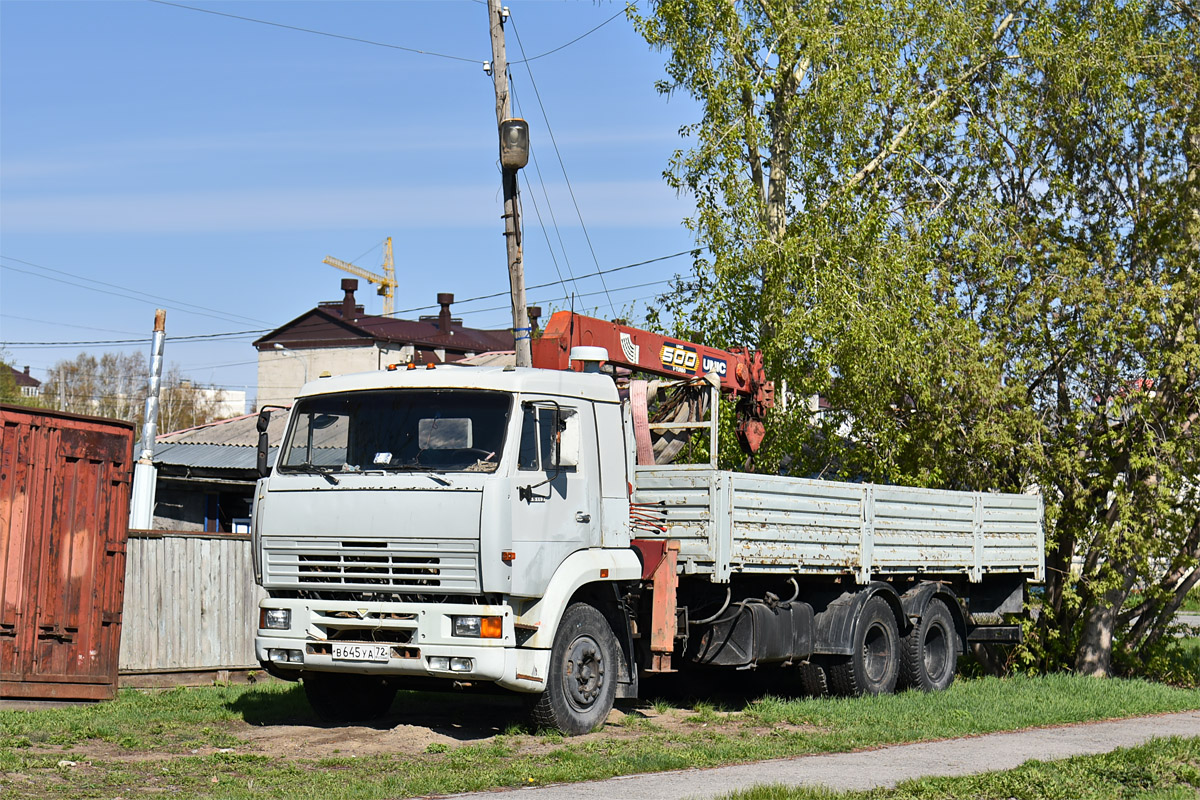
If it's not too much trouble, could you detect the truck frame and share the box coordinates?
[252,315,1043,734]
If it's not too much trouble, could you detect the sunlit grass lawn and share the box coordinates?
[2,673,1199,799]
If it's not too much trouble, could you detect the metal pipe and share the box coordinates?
[139,309,167,461]
[690,587,732,625]
[129,309,166,529]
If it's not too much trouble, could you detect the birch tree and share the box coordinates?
[41,352,228,433]
[635,0,1199,676]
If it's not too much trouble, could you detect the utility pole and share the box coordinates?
[486,0,532,367]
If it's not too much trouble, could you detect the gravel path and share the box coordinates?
[428,710,1200,800]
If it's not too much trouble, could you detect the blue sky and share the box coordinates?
[0,0,701,405]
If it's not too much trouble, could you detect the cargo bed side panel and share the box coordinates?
[632,467,1043,583]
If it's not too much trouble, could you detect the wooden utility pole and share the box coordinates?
[486,0,532,367]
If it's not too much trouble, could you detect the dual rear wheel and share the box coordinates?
[806,595,960,697]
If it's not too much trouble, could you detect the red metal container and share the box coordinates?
[1,404,135,700]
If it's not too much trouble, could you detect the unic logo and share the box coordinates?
[702,356,728,377]
[660,343,698,373]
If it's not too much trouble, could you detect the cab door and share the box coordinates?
[508,400,599,597]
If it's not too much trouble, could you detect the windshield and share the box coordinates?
[278,389,510,474]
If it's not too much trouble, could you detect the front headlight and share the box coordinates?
[260,608,291,630]
[452,615,502,638]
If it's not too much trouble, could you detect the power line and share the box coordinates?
[145,0,480,63]
[471,278,674,318]
[0,257,269,326]
[509,79,575,307]
[3,249,699,347]
[147,0,629,67]
[0,314,144,337]
[391,248,698,314]
[508,14,616,316]
[1,329,269,348]
[512,4,632,64]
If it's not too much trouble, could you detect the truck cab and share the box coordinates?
[252,363,642,731]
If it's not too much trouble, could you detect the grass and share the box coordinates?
[715,736,1200,800]
[1182,586,1200,613]
[0,683,308,751]
[2,674,1200,798]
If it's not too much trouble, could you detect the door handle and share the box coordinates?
[575,512,591,523]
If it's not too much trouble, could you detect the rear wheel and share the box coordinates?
[799,659,830,697]
[530,603,618,736]
[899,598,959,692]
[827,596,901,697]
[303,672,396,722]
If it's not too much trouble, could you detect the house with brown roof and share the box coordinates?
[252,279,518,406]
[7,365,41,399]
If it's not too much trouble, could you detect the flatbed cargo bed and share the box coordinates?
[632,467,1044,584]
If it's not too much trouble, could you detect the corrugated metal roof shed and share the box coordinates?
[157,410,288,446]
[152,442,278,470]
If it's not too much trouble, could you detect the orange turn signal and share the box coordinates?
[501,550,516,562]
[480,616,503,639]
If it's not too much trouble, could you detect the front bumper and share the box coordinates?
[254,597,549,693]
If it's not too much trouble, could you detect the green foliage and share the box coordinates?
[0,354,44,409]
[0,362,19,405]
[634,0,1200,676]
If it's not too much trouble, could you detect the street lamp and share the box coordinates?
[273,343,309,384]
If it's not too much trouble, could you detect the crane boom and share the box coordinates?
[531,311,775,453]
[323,237,398,316]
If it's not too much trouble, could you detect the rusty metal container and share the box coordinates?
[1,404,135,700]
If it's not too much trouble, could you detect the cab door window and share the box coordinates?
[518,404,577,472]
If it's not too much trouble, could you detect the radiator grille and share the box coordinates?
[264,538,479,594]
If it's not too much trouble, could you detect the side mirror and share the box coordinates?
[257,409,271,478]
[256,405,287,478]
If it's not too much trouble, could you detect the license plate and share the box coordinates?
[331,643,391,662]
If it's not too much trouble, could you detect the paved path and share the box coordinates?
[427,711,1200,800]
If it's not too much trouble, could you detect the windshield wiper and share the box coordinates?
[287,464,341,485]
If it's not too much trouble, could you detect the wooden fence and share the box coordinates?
[119,531,264,674]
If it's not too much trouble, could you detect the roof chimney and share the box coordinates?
[341,279,358,320]
[437,293,454,332]
[23,366,30,376]
[528,306,542,332]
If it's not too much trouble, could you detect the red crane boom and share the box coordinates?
[530,311,775,453]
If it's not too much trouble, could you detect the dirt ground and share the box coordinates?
[16,696,813,764]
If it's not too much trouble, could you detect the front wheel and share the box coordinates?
[530,603,618,736]
[303,672,396,723]
[827,595,901,697]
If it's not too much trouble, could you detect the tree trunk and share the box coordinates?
[1074,571,1134,676]
[1074,599,1117,677]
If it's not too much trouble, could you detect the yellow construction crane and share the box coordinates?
[323,237,397,316]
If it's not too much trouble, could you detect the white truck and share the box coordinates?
[252,313,1043,734]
